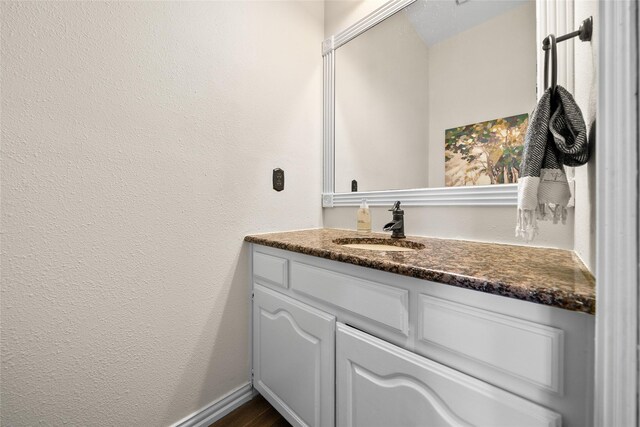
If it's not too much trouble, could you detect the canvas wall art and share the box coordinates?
[444,113,529,187]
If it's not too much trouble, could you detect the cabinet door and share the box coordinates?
[336,323,561,427]
[253,284,335,427]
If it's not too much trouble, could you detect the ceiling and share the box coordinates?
[405,0,532,46]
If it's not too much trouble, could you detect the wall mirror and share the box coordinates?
[322,0,554,207]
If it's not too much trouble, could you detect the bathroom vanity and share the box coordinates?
[245,229,595,427]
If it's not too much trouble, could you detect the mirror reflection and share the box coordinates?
[334,0,536,193]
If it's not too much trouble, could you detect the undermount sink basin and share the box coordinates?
[333,238,425,252]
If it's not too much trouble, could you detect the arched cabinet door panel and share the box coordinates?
[336,323,561,427]
[253,284,335,427]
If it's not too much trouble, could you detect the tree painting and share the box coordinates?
[444,113,528,187]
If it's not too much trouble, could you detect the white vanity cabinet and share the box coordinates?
[252,285,335,427]
[250,244,595,427]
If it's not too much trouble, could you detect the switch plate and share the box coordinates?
[273,168,284,192]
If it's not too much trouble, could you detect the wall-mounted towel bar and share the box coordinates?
[542,16,593,51]
[542,16,593,94]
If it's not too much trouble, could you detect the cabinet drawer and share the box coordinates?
[253,250,288,288]
[417,294,564,394]
[337,323,561,427]
[290,261,409,335]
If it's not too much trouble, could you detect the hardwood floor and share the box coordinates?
[210,394,290,427]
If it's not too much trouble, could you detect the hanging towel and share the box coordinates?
[516,86,590,241]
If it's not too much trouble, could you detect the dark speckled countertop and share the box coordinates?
[245,228,595,315]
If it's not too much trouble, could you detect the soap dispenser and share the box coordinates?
[357,199,371,233]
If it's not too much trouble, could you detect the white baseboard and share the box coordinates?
[172,383,256,427]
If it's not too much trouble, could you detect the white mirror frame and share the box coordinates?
[321,0,571,208]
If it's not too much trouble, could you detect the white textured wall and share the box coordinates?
[335,10,429,192]
[1,2,323,426]
[324,0,387,37]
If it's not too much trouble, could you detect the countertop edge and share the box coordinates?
[245,235,595,315]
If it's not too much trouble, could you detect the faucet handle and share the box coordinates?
[389,201,402,212]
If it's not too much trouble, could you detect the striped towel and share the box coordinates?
[516,86,590,241]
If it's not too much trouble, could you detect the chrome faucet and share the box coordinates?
[383,201,405,239]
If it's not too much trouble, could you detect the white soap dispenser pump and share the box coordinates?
[357,199,371,233]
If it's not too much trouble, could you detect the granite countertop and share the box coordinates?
[245,228,596,315]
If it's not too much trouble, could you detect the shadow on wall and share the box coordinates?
[587,119,596,251]
[164,244,251,425]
